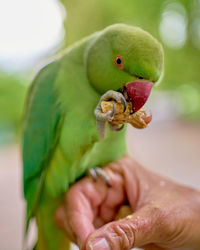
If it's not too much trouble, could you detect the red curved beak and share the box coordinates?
[126,81,153,112]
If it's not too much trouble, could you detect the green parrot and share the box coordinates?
[22,24,164,250]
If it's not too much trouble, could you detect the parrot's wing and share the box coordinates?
[22,61,63,228]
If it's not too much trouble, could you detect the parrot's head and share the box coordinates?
[87,24,164,113]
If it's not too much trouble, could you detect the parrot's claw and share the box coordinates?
[121,96,127,112]
[95,101,116,123]
[88,167,112,187]
[109,123,124,131]
[88,168,97,180]
[95,90,127,138]
[100,90,127,112]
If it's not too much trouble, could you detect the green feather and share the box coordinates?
[23,61,63,224]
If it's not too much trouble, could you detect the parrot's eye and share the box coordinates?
[114,55,124,69]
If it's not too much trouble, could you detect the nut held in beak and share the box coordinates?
[101,100,152,129]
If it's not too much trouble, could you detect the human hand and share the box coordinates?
[55,156,200,250]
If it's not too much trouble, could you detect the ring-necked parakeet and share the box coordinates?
[22,24,164,250]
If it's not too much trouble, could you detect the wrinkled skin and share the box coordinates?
[55,156,200,250]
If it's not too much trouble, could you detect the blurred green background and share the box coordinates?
[1,0,200,144]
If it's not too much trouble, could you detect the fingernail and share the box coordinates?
[89,238,110,250]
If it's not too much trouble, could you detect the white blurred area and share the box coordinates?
[159,2,187,49]
[0,0,65,72]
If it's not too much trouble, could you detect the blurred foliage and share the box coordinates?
[0,73,27,143]
[0,0,200,144]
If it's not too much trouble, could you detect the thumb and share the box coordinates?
[85,206,162,250]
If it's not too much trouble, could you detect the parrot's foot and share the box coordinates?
[88,167,112,187]
[95,90,127,138]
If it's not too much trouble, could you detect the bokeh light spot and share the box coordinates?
[159,2,187,49]
[178,84,200,115]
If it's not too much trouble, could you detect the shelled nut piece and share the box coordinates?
[101,100,150,129]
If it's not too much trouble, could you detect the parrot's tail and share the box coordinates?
[33,198,71,250]
[23,197,71,250]
[22,216,71,250]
